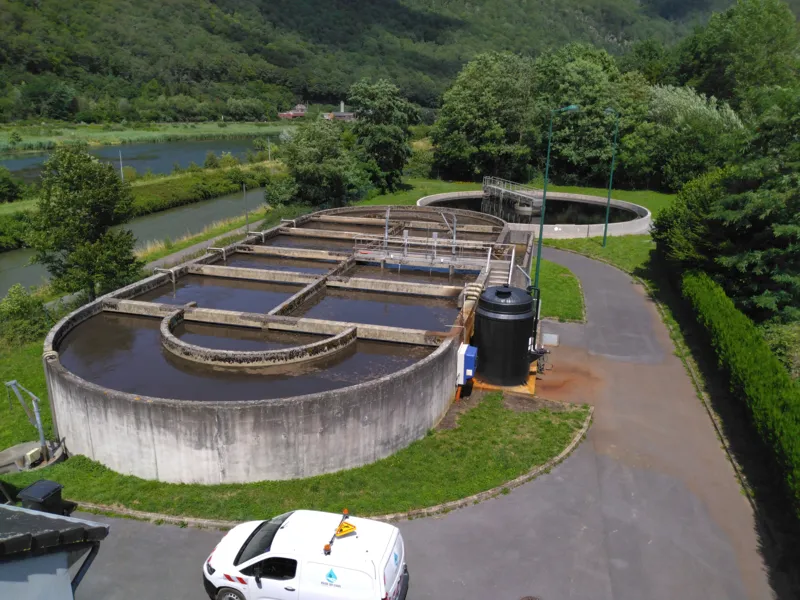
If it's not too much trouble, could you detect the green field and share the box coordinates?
[0,122,291,154]
[1,394,587,521]
[537,260,585,322]
[544,235,656,275]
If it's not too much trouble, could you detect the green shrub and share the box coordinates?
[0,212,31,250]
[405,145,434,178]
[682,271,800,515]
[0,285,54,346]
[0,167,22,203]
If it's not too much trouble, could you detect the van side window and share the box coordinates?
[243,557,297,580]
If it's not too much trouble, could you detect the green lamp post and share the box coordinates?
[602,107,620,248]
[532,104,579,291]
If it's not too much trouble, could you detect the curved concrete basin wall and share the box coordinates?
[317,203,506,229]
[44,336,458,484]
[160,309,358,370]
[417,191,652,238]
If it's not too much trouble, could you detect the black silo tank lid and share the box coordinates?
[478,284,533,314]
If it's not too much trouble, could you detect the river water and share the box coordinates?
[0,186,266,296]
[0,137,265,183]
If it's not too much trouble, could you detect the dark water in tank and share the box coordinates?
[293,289,460,331]
[134,275,302,313]
[56,313,433,401]
[436,196,636,224]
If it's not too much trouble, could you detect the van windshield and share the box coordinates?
[235,512,294,566]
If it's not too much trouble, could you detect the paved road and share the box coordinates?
[76,248,773,600]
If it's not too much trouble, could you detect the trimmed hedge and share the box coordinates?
[682,271,800,514]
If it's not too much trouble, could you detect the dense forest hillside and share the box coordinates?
[0,0,754,121]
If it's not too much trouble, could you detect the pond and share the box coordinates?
[0,137,276,183]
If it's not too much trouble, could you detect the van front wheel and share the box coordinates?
[216,588,245,600]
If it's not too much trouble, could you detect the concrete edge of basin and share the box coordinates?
[70,405,593,529]
[417,190,653,238]
[159,309,358,369]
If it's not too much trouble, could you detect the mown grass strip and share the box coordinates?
[0,342,51,449]
[537,260,584,322]
[0,394,588,521]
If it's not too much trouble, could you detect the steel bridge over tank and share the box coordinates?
[481,176,543,224]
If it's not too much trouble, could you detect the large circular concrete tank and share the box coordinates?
[472,284,534,386]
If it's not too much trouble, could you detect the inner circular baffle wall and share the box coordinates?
[160,309,358,370]
[416,190,652,238]
[42,204,495,485]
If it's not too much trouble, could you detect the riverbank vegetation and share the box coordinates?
[0,122,290,155]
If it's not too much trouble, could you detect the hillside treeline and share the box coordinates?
[0,0,748,123]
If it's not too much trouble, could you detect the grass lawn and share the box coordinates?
[0,199,35,215]
[544,235,656,275]
[0,342,52,449]
[1,394,588,521]
[537,260,584,322]
[0,122,290,153]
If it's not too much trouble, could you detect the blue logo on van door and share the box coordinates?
[326,569,337,584]
[393,552,399,566]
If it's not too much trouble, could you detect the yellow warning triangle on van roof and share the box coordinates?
[335,521,356,537]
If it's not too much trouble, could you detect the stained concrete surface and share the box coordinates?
[57,313,432,401]
[135,275,302,313]
[222,254,336,274]
[293,288,460,331]
[73,247,773,600]
[350,264,477,286]
[262,234,356,251]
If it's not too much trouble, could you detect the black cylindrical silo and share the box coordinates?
[472,284,534,386]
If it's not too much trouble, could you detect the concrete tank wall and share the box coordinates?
[44,336,459,484]
[417,191,652,238]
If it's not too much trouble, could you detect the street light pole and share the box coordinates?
[532,104,579,291]
[602,108,619,248]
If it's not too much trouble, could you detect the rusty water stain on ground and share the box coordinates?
[534,347,605,405]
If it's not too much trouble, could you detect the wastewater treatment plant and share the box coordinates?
[41,180,650,485]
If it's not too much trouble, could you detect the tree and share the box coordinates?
[673,0,800,108]
[619,85,745,191]
[432,52,535,181]
[530,43,648,185]
[348,79,417,192]
[653,93,800,323]
[28,146,142,301]
[283,120,369,207]
[0,167,22,203]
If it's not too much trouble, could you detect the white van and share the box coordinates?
[202,510,409,600]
